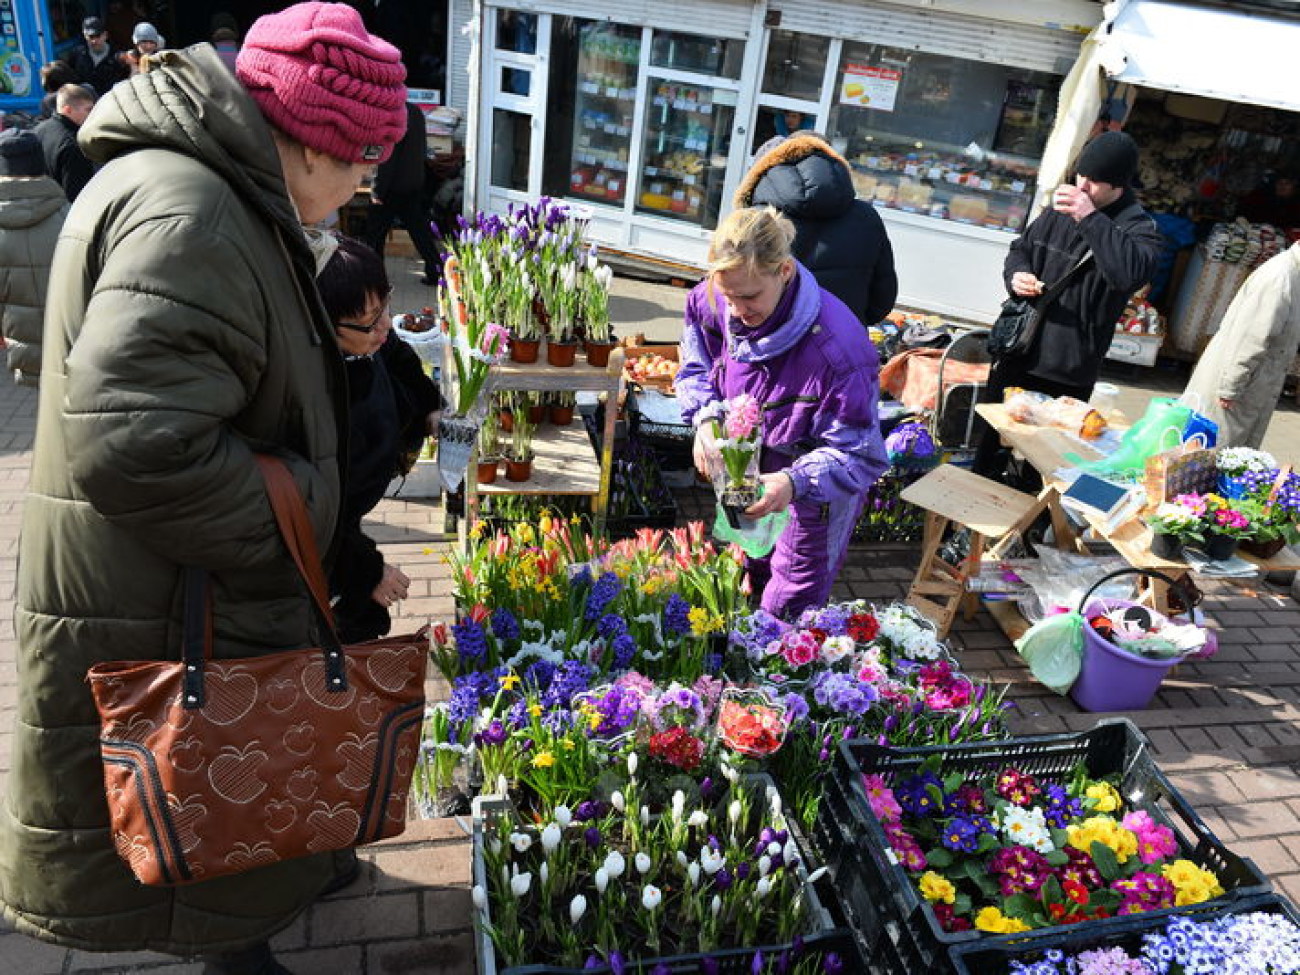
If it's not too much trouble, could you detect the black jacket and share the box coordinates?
[1003,190,1163,389]
[331,333,441,642]
[33,114,94,202]
[373,103,428,202]
[64,43,129,97]
[738,133,898,326]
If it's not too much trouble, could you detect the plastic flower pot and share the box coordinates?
[545,339,578,367]
[1240,536,1287,559]
[583,338,617,367]
[504,456,533,482]
[1201,531,1239,561]
[1149,532,1184,561]
[510,338,540,364]
[548,404,575,426]
[477,457,500,485]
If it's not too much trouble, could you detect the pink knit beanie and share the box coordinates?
[236,2,407,164]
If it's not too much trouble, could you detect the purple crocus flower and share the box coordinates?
[750,950,764,974]
[823,953,845,974]
[608,951,626,975]
[584,826,601,849]
[701,959,720,975]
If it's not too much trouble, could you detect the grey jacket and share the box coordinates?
[0,176,67,383]
[0,44,348,953]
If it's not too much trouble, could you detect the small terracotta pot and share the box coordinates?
[546,340,578,367]
[498,410,513,433]
[476,458,500,485]
[584,338,617,368]
[549,405,575,426]
[510,338,540,364]
[504,457,533,482]
[527,404,546,424]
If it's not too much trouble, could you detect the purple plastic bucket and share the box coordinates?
[1070,598,1182,712]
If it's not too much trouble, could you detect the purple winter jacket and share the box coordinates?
[677,262,888,505]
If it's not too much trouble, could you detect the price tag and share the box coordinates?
[1011,180,1026,194]
[683,175,696,186]
[928,167,943,180]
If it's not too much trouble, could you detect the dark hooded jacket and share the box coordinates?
[0,44,349,953]
[1003,188,1163,389]
[736,133,898,327]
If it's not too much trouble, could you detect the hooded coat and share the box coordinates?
[736,134,898,327]
[0,44,349,953]
[1183,243,1300,448]
[677,264,888,616]
[0,176,67,383]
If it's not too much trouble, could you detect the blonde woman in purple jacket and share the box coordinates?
[678,206,888,617]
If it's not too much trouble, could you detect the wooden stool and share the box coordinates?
[901,466,1077,637]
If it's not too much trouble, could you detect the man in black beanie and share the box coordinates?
[972,131,1164,482]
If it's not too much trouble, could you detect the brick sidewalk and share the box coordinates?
[2,370,1299,972]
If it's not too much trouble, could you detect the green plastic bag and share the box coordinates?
[1014,610,1084,695]
[1068,397,1190,478]
[711,504,790,558]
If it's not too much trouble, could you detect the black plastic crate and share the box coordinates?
[811,719,1271,973]
[948,892,1300,974]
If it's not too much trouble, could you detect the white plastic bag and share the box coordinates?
[1014,611,1084,695]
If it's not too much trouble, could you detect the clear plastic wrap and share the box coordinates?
[1003,388,1107,439]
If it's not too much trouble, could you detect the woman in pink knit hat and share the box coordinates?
[0,5,407,974]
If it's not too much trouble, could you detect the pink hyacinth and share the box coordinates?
[479,321,511,357]
[724,394,761,441]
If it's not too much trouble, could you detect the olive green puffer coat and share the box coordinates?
[0,175,67,384]
[0,44,349,953]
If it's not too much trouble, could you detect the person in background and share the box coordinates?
[121,22,164,75]
[65,16,129,96]
[972,130,1163,482]
[317,236,442,641]
[0,4,408,973]
[365,101,442,285]
[0,129,68,386]
[677,206,888,618]
[33,84,97,202]
[38,60,78,118]
[1183,241,1300,448]
[1238,174,1300,230]
[735,132,898,329]
[211,12,242,74]
[773,109,814,138]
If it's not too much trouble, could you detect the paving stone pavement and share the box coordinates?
[1,266,1298,971]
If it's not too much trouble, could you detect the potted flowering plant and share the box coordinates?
[1143,501,1204,560]
[477,410,501,485]
[437,254,511,491]
[505,404,536,482]
[1215,447,1277,498]
[1173,492,1253,560]
[709,393,763,529]
[548,390,577,426]
[577,248,618,365]
[500,254,541,362]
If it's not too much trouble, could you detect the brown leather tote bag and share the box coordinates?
[87,455,429,886]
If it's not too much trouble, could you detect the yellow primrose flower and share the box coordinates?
[1161,860,1223,906]
[1085,782,1123,813]
[974,907,1029,934]
[918,871,956,905]
[531,751,555,768]
[1067,816,1138,863]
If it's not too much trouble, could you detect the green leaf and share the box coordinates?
[976,833,1000,854]
[1044,850,1070,867]
[942,772,966,794]
[926,784,947,814]
[952,892,972,915]
[1050,828,1069,849]
[1003,893,1039,920]
[1090,841,1121,881]
[926,847,954,869]
[1040,874,1063,906]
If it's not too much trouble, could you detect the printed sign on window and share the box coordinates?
[839,64,900,112]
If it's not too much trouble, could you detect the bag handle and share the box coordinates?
[1036,249,1094,309]
[1075,566,1200,617]
[179,456,348,709]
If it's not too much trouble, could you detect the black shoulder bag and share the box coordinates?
[987,249,1093,359]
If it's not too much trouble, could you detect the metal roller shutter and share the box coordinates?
[448,0,476,118]
[771,0,1084,75]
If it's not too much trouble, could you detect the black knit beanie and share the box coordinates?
[1075,131,1140,187]
[0,129,45,177]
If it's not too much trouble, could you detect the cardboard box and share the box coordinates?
[623,344,680,393]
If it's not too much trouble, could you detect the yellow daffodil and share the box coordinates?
[500,672,520,690]
[529,703,543,718]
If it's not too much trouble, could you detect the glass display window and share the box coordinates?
[760,30,829,102]
[638,78,736,228]
[827,42,1061,233]
[650,30,743,80]
[566,22,642,207]
[496,10,538,54]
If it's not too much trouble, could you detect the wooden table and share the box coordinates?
[975,402,1300,611]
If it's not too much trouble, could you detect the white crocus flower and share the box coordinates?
[611,790,625,813]
[496,774,509,796]
[671,790,686,822]
[700,847,725,875]
[570,894,587,924]
[783,839,799,864]
[758,855,772,877]
[554,805,573,828]
[594,868,609,894]
[539,861,549,887]
[755,876,772,899]
[676,851,689,869]
[687,862,701,887]
[805,866,829,885]
[472,885,488,912]
[728,800,742,824]
[509,832,533,853]
[640,805,650,827]
[488,837,502,857]
[604,850,626,878]
[641,884,662,911]
[766,841,782,859]
[711,895,722,917]
[688,810,709,828]
[541,823,562,855]
[510,872,532,898]
[635,852,652,875]
[627,752,638,777]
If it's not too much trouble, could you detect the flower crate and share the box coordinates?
[946,891,1300,974]
[810,718,1270,974]
[472,774,855,975]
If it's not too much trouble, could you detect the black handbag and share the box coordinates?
[986,250,1093,359]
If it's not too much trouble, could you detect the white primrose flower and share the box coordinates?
[641,884,662,911]
[1001,804,1054,854]
[755,876,773,900]
[509,832,533,853]
[541,823,562,855]
[570,894,587,924]
[700,847,725,875]
[604,850,626,878]
[472,884,488,912]
[554,805,573,828]
[635,852,652,875]
[820,634,855,663]
[594,868,610,894]
[611,790,625,813]
[510,872,533,898]
[687,862,701,887]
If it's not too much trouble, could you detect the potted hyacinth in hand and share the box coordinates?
[710,394,763,529]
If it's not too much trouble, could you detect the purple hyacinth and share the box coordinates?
[452,619,487,661]
[663,593,692,636]
[490,607,521,642]
[584,572,623,621]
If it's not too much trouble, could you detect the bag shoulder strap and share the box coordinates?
[254,454,335,627]
[1040,249,1094,305]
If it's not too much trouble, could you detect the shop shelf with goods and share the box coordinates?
[636,78,736,227]
[568,22,641,207]
[454,348,626,552]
